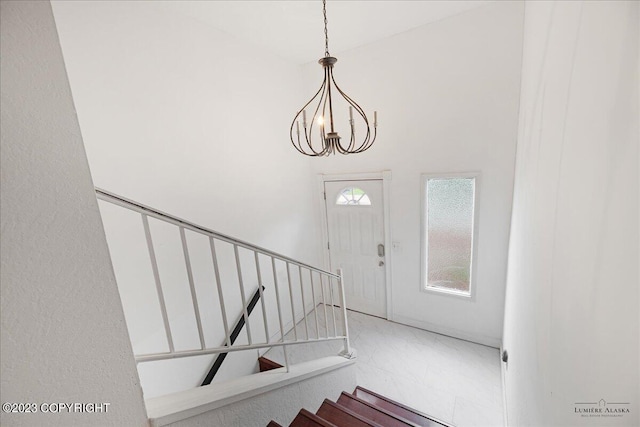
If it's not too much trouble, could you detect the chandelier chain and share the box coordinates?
[323,0,329,57]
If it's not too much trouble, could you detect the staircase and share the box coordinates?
[268,386,453,427]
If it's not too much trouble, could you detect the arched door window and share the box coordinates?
[336,187,371,206]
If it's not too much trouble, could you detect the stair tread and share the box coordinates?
[354,386,452,427]
[290,408,339,427]
[316,399,385,427]
[337,392,419,427]
[266,386,453,427]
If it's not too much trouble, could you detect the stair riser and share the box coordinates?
[316,401,379,427]
[337,393,413,427]
[353,386,450,427]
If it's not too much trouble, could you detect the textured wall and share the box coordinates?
[0,1,148,425]
[502,1,639,425]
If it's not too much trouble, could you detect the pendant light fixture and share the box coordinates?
[290,0,377,156]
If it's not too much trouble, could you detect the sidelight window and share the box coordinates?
[421,174,478,296]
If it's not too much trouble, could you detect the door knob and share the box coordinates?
[379,261,385,266]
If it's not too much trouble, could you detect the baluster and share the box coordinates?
[309,270,320,339]
[328,276,338,337]
[337,269,352,357]
[319,274,330,338]
[234,245,252,345]
[209,237,231,348]
[271,257,290,372]
[254,252,270,343]
[285,263,298,341]
[142,214,174,353]
[180,227,206,350]
[299,266,310,340]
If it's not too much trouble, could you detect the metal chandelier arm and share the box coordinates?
[288,0,377,156]
[309,75,329,154]
[330,73,376,154]
[290,80,328,156]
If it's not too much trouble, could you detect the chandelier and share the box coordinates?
[290,0,377,156]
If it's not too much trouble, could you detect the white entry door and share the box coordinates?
[324,180,386,318]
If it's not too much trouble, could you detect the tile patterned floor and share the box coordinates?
[264,306,504,427]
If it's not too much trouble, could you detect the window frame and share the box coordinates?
[420,172,480,300]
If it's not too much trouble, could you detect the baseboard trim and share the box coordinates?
[391,314,501,348]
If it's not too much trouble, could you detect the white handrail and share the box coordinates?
[96,188,339,278]
[95,188,351,372]
[134,337,347,363]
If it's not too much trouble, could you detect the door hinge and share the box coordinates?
[327,242,330,250]
[323,192,326,200]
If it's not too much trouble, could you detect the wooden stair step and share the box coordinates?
[267,422,283,427]
[289,408,339,427]
[353,386,452,427]
[258,356,284,372]
[336,392,419,427]
[315,399,384,427]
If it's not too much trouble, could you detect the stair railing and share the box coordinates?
[96,188,353,374]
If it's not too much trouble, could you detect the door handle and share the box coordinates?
[379,261,385,267]
[377,244,385,257]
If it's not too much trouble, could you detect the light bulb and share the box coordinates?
[317,116,324,126]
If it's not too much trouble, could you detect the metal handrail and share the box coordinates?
[95,188,352,374]
[95,187,339,278]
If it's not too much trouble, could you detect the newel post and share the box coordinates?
[337,268,356,359]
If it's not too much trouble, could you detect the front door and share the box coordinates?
[324,180,386,318]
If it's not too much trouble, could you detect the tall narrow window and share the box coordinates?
[422,175,477,296]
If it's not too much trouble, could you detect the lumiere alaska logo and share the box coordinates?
[574,399,630,418]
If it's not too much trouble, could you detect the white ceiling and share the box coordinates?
[160,1,492,64]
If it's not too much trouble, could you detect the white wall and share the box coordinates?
[0,1,148,426]
[304,2,524,346]
[502,1,639,426]
[51,0,318,262]
[51,1,323,399]
[51,1,525,364]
